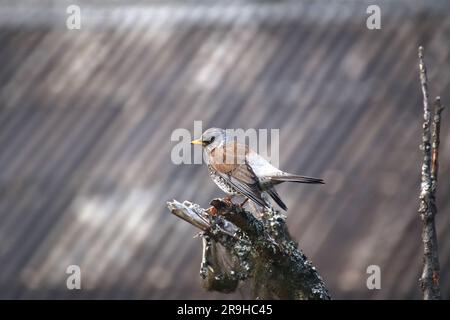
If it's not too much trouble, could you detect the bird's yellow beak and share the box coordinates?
[191,139,204,145]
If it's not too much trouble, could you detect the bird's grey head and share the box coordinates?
[191,127,226,152]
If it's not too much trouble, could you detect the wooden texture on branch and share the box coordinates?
[167,199,330,300]
[417,46,443,300]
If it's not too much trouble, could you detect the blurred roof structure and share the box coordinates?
[0,0,450,299]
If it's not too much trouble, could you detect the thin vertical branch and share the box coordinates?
[431,97,444,186]
[417,46,442,300]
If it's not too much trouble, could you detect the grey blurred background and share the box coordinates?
[0,0,450,299]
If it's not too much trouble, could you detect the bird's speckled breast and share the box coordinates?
[207,165,240,195]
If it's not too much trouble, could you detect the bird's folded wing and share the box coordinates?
[216,163,270,210]
[209,142,270,209]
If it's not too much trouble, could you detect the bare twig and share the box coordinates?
[431,97,444,185]
[417,46,443,300]
[167,198,330,300]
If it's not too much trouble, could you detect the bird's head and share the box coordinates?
[191,127,225,151]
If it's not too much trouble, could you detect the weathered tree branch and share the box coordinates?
[167,199,330,300]
[431,97,444,186]
[417,46,443,300]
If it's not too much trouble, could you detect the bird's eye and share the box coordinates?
[209,136,215,143]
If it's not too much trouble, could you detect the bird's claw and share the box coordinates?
[207,206,218,216]
[223,196,234,206]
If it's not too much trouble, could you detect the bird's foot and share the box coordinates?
[223,195,234,206]
[207,206,218,216]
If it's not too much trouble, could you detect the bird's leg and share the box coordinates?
[223,195,234,205]
[239,198,249,207]
[206,206,218,216]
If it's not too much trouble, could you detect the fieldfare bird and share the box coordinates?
[191,128,323,211]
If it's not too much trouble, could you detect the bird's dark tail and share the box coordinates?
[266,174,323,211]
[269,174,324,184]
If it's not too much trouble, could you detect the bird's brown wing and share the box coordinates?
[209,142,270,209]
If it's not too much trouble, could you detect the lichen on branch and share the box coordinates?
[167,198,330,300]
[417,46,443,300]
